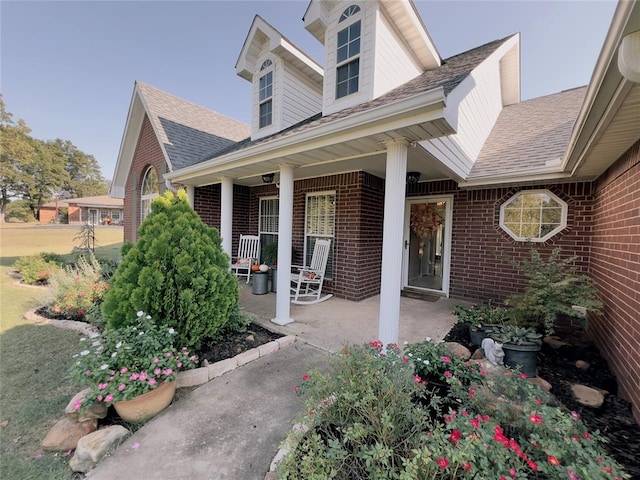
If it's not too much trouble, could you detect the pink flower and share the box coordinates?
[85,370,92,376]
[118,384,126,391]
[189,355,196,361]
[139,372,148,381]
[571,411,581,420]
[148,378,156,386]
[97,395,103,401]
[153,357,160,364]
[402,356,409,363]
[163,369,173,376]
[154,368,162,375]
[73,400,82,410]
[437,458,449,469]
[165,352,172,357]
[548,456,560,466]
[529,414,543,424]
[177,362,182,368]
[441,356,451,363]
[104,394,114,403]
[120,367,128,374]
[519,373,528,379]
[130,373,139,380]
[98,383,108,390]
[444,371,453,378]
[294,385,300,393]
[568,469,581,480]
[582,431,592,440]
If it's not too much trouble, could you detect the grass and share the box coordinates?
[0,224,123,479]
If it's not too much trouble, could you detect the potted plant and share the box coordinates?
[505,247,603,335]
[490,324,542,378]
[262,242,278,292]
[69,311,198,423]
[453,302,508,346]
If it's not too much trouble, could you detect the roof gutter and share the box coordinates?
[165,87,447,183]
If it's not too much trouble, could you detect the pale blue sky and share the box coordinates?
[1,0,617,181]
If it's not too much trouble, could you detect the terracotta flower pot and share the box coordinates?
[113,381,176,423]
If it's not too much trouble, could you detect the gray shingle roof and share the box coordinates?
[136,82,251,170]
[469,87,587,179]
[198,36,513,163]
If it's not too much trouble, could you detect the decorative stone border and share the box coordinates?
[24,306,298,389]
[176,335,297,387]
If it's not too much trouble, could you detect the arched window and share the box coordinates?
[258,58,274,128]
[336,6,361,99]
[141,167,159,221]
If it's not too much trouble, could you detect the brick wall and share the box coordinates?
[124,115,167,242]
[406,181,594,302]
[590,140,640,422]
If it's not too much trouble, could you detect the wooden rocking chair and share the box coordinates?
[290,239,333,305]
[230,235,260,283]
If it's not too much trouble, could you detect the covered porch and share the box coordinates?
[238,283,466,353]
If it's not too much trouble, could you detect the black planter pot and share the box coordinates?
[502,342,541,378]
[468,324,500,346]
[270,267,277,293]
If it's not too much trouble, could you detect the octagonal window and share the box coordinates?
[500,190,567,242]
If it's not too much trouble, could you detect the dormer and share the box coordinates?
[304,0,442,116]
[236,16,324,141]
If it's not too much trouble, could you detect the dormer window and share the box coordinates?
[336,6,361,99]
[259,60,273,128]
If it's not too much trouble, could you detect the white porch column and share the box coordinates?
[272,164,295,325]
[220,176,233,259]
[185,185,195,207]
[378,139,408,345]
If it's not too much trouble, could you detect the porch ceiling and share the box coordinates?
[176,119,457,187]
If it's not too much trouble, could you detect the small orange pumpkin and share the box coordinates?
[251,264,260,272]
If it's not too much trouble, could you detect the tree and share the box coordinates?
[0,95,36,222]
[102,190,239,349]
[0,96,108,222]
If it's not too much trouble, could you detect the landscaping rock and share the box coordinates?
[471,348,485,360]
[245,334,255,343]
[443,342,471,360]
[528,376,552,392]
[575,360,590,370]
[571,384,606,408]
[41,417,97,451]
[475,358,506,380]
[543,336,572,350]
[69,425,130,473]
[65,389,108,422]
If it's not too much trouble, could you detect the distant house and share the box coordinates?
[39,195,124,225]
[111,1,640,420]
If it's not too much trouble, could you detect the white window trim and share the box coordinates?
[304,191,336,278]
[258,59,274,129]
[141,167,159,221]
[259,196,279,236]
[335,9,362,100]
[499,189,568,242]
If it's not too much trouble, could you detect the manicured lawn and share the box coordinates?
[0,224,123,479]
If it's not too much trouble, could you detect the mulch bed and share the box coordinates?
[194,323,283,364]
[444,323,640,479]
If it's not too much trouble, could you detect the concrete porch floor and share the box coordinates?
[238,281,469,353]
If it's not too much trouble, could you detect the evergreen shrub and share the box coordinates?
[102,189,238,349]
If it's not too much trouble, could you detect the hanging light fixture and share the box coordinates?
[406,172,421,184]
[261,173,275,184]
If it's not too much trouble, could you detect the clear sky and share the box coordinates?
[1,0,617,182]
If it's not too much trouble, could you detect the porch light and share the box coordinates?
[262,173,275,184]
[406,172,421,184]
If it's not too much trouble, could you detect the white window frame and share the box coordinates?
[499,189,568,242]
[304,191,336,279]
[336,6,361,100]
[258,59,274,128]
[110,210,122,224]
[141,167,159,222]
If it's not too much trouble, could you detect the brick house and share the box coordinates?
[39,195,124,225]
[111,1,640,419]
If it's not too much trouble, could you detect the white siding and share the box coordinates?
[421,52,504,177]
[282,63,323,127]
[373,9,422,98]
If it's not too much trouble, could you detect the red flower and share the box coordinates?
[463,462,472,472]
[529,414,543,424]
[519,373,528,379]
[471,418,480,429]
[527,459,539,471]
[294,385,299,393]
[449,429,462,444]
[548,456,560,466]
[582,431,592,440]
[437,458,449,469]
[302,374,310,381]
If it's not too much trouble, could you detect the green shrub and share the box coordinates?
[14,253,63,285]
[46,253,108,321]
[102,189,239,349]
[221,308,253,335]
[506,247,603,335]
[278,340,629,480]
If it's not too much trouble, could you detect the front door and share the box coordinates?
[88,209,98,225]
[403,196,452,295]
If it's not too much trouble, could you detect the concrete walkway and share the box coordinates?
[89,342,330,480]
[89,286,466,479]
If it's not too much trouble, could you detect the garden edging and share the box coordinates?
[23,307,297,388]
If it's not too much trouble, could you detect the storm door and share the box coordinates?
[403,196,452,295]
